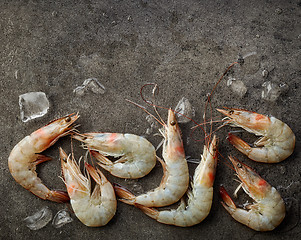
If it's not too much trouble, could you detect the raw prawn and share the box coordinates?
[114,109,189,207]
[217,108,295,163]
[8,113,79,203]
[135,135,218,227]
[73,133,156,179]
[60,148,117,227]
[220,156,285,231]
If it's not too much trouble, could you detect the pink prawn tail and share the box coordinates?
[113,183,135,205]
[135,203,159,220]
[227,133,251,156]
[47,190,70,203]
[219,186,236,210]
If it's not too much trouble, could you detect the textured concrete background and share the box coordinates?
[1,0,300,239]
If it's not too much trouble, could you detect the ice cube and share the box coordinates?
[145,115,158,135]
[73,86,86,96]
[174,97,195,123]
[52,209,73,228]
[19,92,49,122]
[227,78,247,98]
[261,81,288,102]
[73,78,105,96]
[23,206,53,230]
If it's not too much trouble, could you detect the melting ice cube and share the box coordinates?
[52,209,73,228]
[19,92,50,122]
[261,81,289,102]
[23,206,53,230]
[227,78,247,98]
[73,78,106,96]
[174,97,195,123]
[145,115,158,135]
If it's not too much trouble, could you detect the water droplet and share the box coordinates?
[275,8,283,14]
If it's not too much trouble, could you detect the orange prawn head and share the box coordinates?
[32,113,79,151]
[217,108,271,133]
[60,148,89,200]
[162,109,185,160]
[229,156,271,201]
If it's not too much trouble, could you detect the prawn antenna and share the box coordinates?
[202,61,239,146]
[217,152,235,171]
[139,83,207,137]
[125,99,165,127]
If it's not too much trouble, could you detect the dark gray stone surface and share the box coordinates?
[1,0,300,239]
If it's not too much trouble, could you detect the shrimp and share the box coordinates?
[60,148,117,227]
[220,156,285,231]
[114,109,189,207]
[217,108,295,163]
[8,113,79,203]
[73,133,156,179]
[134,135,218,227]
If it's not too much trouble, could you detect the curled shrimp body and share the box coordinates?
[114,109,189,207]
[135,135,218,227]
[73,133,156,179]
[8,113,79,203]
[220,156,285,231]
[217,108,295,163]
[60,148,117,227]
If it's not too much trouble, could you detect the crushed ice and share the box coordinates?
[23,206,53,230]
[174,97,195,123]
[261,81,289,102]
[52,209,73,228]
[73,78,106,96]
[19,92,49,122]
[227,78,247,98]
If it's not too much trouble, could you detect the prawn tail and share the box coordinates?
[35,154,52,165]
[227,133,251,156]
[91,150,113,165]
[135,203,159,220]
[113,183,135,205]
[85,162,107,185]
[220,186,236,212]
[48,190,70,203]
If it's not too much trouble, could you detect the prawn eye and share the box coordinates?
[229,110,234,115]
[63,158,67,162]
[65,116,71,122]
[237,163,242,168]
[170,120,176,126]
